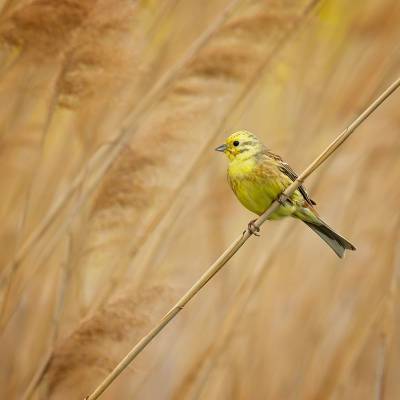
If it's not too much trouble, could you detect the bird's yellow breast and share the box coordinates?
[227,157,296,218]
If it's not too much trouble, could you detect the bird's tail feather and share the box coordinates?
[303,220,356,258]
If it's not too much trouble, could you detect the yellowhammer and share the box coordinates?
[215,130,355,258]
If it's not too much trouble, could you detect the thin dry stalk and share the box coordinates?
[84,77,400,400]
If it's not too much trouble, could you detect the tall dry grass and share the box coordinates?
[0,0,400,399]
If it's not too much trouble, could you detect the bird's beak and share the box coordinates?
[215,144,227,152]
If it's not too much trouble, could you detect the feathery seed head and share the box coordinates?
[215,130,263,161]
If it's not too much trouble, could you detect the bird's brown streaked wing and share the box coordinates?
[266,151,316,206]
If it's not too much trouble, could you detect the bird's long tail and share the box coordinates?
[303,219,356,258]
[295,207,355,258]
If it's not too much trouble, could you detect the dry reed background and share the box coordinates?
[0,0,399,399]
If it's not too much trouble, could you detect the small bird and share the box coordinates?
[215,130,355,258]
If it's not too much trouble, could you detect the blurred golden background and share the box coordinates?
[0,0,399,399]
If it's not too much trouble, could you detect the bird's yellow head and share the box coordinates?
[215,130,264,161]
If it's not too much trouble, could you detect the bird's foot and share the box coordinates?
[247,219,260,236]
[277,192,290,206]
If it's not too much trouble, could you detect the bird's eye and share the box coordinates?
[233,140,239,147]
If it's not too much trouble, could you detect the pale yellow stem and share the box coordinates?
[85,77,400,400]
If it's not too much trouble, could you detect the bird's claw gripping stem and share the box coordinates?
[247,219,260,236]
[277,192,289,206]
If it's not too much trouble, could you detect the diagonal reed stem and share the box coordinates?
[85,76,400,400]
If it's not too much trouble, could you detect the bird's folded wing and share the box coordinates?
[266,151,316,206]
